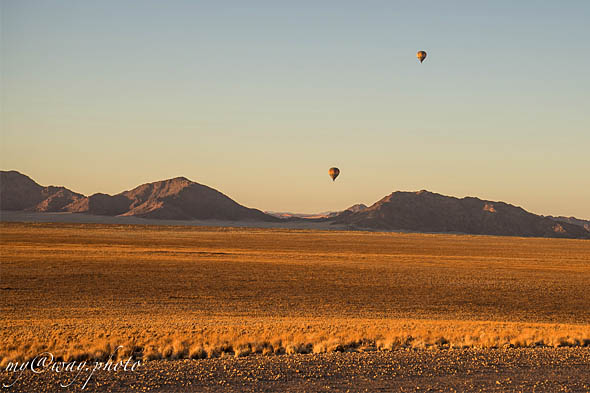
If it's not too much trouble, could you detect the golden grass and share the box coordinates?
[1,222,589,365]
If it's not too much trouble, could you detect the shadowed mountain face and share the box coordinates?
[0,171,278,222]
[330,190,590,239]
[0,171,84,211]
[73,177,279,221]
[546,216,590,232]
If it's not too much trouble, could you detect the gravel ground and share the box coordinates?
[2,348,590,392]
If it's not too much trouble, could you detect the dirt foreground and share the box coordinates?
[2,348,590,392]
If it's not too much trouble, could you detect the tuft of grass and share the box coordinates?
[1,318,589,364]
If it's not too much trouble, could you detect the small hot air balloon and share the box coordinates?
[417,50,427,63]
[329,167,340,181]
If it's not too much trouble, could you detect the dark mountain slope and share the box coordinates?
[330,190,589,239]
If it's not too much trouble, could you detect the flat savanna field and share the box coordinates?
[1,222,590,391]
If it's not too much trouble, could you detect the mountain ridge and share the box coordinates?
[1,170,588,238]
[0,170,85,212]
[0,171,278,222]
[329,190,589,239]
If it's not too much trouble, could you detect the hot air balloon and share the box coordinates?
[329,167,340,181]
[417,50,427,63]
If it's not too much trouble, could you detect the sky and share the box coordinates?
[1,1,589,217]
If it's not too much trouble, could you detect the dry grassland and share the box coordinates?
[1,222,589,365]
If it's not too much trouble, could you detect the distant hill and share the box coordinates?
[266,210,342,219]
[345,203,368,213]
[0,171,278,222]
[265,211,333,219]
[329,190,590,239]
[546,216,590,232]
[267,204,368,220]
[0,170,84,211]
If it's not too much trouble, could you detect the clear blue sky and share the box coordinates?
[2,1,589,217]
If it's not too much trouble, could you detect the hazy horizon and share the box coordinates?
[2,1,589,217]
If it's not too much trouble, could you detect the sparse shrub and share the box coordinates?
[189,346,207,359]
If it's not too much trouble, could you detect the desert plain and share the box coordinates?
[1,221,589,392]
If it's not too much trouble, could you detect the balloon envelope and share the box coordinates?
[417,51,427,63]
[329,167,340,181]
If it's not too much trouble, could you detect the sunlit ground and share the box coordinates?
[1,222,589,366]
